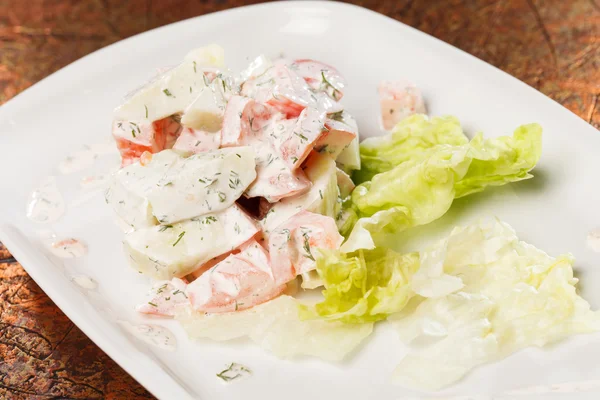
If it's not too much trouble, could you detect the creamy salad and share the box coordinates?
[106,45,600,390]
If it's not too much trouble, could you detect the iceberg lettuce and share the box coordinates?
[177,295,372,361]
[455,123,542,198]
[299,248,419,323]
[343,119,542,251]
[391,219,600,390]
[354,114,468,184]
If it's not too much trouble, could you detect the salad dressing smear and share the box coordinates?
[120,321,177,351]
[49,238,87,258]
[59,142,119,174]
[26,177,65,223]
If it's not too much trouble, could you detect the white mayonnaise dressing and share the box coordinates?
[58,149,97,174]
[80,173,111,190]
[70,190,104,208]
[587,229,600,253]
[71,275,98,290]
[120,321,177,351]
[26,177,65,223]
[71,165,119,209]
[49,238,87,258]
[113,215,135,233]
[58,142,119,175]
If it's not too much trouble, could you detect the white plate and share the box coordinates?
[2,2,600,399]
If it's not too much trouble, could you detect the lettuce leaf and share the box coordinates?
[455,123,542,198]
[299,248,419,323]
[353,144,471,219]
[354,114,469,184]
[177,295,372,361]
[343,121,542,251]
[391,219,600,390]
[340,207,409,252]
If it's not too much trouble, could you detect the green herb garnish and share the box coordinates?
[294,132,308,142]
[302,231,315,261]
[156,283,168,293]
[321,71,341,100]
[216,363,252,382]
[200,216,218,225]
[229,170,242,189]
[159,225,173,232]
[172,231,185,247]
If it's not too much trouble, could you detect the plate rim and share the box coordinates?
[1,1,599,399]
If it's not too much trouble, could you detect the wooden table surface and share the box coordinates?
[1,0,599,398]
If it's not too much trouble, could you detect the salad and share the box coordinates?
[106,45,600,390]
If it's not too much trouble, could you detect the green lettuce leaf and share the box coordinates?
[342,121,542,251]
[454,123,542,198]
[354,114,469,184]
[340,207,409,252]
[299,248,419,323]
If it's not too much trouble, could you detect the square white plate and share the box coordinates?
[2,2,600,399]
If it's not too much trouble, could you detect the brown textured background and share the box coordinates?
[1,0,598,398]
